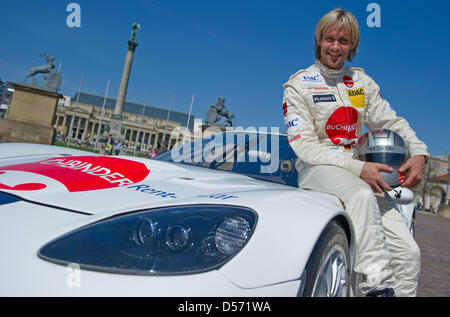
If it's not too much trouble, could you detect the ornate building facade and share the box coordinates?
[412,155,449,213]
[53,92,194,151]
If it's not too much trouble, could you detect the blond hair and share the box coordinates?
[314,8,360,62]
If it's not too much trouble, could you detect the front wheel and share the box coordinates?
[300,220,351,297]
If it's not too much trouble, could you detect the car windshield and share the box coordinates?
[155,132,299,187]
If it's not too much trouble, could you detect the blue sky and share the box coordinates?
[1,0,449,155]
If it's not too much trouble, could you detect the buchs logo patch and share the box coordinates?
[325,107,359,145]
[0,156,150,192]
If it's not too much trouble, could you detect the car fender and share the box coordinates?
[218,188,355,289]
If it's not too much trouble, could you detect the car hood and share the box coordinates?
[0,153,292,215]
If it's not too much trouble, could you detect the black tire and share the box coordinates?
[300,220,351,297]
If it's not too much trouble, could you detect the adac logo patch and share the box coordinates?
[347,88,365,108]
[0,156,150,192]
[325,107,359,145]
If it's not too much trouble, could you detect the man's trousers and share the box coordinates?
[298,165,421,296]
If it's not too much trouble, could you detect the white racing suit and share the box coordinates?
[283,60,429,296]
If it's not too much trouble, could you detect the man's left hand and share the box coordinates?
[398,155,426,188]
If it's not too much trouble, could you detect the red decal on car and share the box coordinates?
[0,156,150,192]
[0,182,47,191]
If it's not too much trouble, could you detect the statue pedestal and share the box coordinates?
[0,82,62,144]
[201,125,228,138]
[109,114,124,141]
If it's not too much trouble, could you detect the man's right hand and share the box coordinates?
[360,162,394,193]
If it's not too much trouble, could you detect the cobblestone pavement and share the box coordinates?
[415,211,450,297]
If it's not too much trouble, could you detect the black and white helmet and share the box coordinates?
[355,129,409,187]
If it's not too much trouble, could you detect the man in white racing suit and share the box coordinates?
[283,9,429,296]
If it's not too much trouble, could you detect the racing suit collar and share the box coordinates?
[314,60,346,78]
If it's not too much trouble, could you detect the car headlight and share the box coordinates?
[38,205,257,275]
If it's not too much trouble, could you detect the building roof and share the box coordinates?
[431,155,449,162]
[73,92,194,130]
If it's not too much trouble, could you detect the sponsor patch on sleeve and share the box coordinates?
[284,115,301,131]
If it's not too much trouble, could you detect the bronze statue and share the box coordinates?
[205,97,235,128]
[23,53,62,91]
[130,23,141,43]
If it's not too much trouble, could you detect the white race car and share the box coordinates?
[0,131,414,296]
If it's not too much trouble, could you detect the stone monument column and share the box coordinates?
[110,23,141,140]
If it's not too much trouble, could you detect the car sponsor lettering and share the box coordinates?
[325,107,359,145]
[0,156,149,192]
[313,94,337,103]
[127,184,177,198]
[343,75,354,88]
[197,193,237,200]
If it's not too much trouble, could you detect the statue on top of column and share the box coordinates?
[130,23,140,43]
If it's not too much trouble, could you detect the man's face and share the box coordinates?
[319,25,354,69]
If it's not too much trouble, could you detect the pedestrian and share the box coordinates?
[149,146,156,159]
[156,141,168,155]
[105,134,114,155]
[283,8,429,297]
[114,140,123,156]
